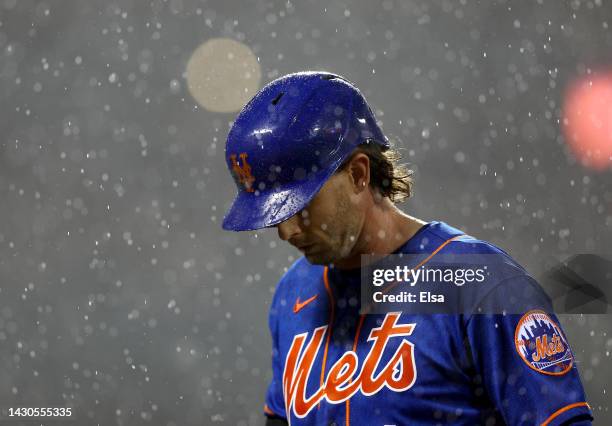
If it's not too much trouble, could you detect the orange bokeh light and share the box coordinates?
[562,73,612,171]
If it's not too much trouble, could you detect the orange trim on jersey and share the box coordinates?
[345,313,366,425]
[344,234,464,426]
[319,266,335,408]
[263,403,276,416]
[351,314,366,359]
[541,402,591,426]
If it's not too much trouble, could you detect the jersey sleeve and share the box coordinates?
[465,274,594,425]
[264,280,287,420]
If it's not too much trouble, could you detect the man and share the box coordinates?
[222,71,593,425]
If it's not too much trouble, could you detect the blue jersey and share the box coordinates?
[264,221,593,425]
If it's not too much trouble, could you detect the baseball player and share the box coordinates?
[222,71,593,425]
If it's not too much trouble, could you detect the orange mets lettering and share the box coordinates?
[532,334,565,362]
[282,312,417,418]
[230,153,255,192]
[283,327,326,417]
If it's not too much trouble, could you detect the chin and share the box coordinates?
[304,254,326,265]
[303,252,333,266]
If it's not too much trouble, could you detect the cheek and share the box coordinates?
[307,183,356,239]
[319,201,354,238]
[305,203,338,234]
[310,214,334,237]
[305,207,340,240]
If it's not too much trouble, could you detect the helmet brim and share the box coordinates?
[221,166,337,232]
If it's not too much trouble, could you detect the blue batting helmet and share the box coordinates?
[222,71,389,231]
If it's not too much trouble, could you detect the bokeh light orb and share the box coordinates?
[562,73,612,171]
[186,38,261,113]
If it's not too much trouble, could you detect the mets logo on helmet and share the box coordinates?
[230,152,255,192]
[514,310,574,375]
[282,312,417,419]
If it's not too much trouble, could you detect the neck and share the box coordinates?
[332,199,427,270]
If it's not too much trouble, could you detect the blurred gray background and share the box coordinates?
[0,0,610,425]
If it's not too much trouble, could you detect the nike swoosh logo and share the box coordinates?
[293,294,318,314]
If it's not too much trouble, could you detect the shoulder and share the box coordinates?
[412,221,529,291]
[424,221,554,313]
[425,221,509,254]
[423,221,527,274]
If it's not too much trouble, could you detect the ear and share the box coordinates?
[345,152,370,193]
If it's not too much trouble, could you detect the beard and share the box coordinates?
[303,190,363,266]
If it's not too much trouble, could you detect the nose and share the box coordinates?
[276,214,302,242]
